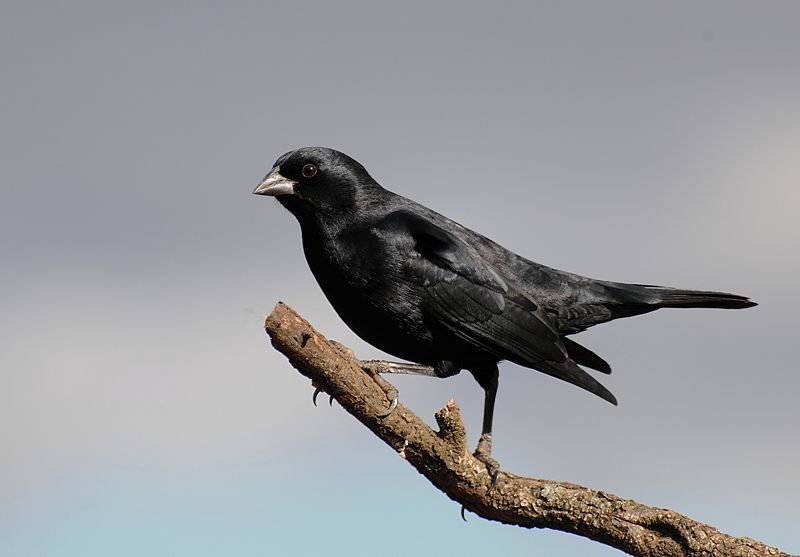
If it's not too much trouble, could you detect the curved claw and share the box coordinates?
[378,395,398,418]
[312,388,336,408]
[460,505,468,522]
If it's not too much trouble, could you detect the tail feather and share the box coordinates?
[562,337,611,374]
[538,359,617,405]
[561,281,759,332]
[645,286,757,309]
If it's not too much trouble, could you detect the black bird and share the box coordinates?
[254,146,755,477]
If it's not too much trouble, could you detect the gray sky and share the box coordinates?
[1,1,798,555]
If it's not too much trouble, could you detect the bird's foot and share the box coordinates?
[473,433,500,488]
[359,360,436,418]
[361,368,399,417]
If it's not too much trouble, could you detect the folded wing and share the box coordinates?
[379,210,616,404]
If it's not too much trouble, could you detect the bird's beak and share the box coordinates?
[253,167,296,196]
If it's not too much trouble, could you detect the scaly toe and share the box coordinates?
[368,371,400,418]
[473,433,501,489]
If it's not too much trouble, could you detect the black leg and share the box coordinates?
[470,364,500,485]
[480,368,498,436]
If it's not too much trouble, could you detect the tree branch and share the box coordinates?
[264,301,793,557]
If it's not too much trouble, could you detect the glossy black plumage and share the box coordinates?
[254,147,755,459]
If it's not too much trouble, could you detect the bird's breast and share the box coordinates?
[299,224,436,363]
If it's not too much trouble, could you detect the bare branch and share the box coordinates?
[264,301,793,557]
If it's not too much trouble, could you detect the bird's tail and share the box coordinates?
[598,282,756,322]
[548,283,755,405]
[638,285,756,310]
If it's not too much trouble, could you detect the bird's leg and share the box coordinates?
[471,364,500,486]
[359,360,437,377]
[313,342,439,414]
[359,361,422,418]
[359,360,437,417]
[360,360,453,417]
[313,343,435,408]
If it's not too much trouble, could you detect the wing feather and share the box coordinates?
[380,210,566,366]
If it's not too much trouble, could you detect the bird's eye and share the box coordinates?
[301,163,318,178]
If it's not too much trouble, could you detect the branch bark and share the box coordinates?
[264,301,793,557]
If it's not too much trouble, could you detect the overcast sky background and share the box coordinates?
[1,1,798,555]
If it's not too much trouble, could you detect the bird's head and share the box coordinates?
[253,147,378,219]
